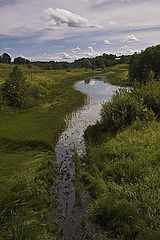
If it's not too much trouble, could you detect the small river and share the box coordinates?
[53,76,119,240]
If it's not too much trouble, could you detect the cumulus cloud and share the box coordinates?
[123,34,139,42]
[104,39,112,44]
[45,8,99,30]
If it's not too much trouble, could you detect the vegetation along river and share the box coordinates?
[52,76,119,239]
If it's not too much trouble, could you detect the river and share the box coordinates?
[53,76,119,240]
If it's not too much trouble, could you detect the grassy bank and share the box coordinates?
[83,65,160,239]
[102,64,129,86]
[0,63,102,239]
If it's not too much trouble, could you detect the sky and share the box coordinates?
[0,0,160,62]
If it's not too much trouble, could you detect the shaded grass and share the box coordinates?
[84,121,160,239]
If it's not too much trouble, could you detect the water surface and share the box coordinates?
[53,77,119,239]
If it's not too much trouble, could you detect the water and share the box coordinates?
[52,77,119,239]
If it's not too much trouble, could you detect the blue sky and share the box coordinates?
[0,0,160,61]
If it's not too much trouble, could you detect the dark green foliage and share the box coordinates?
[32,54,129,70]
[2,53,11,63]
[14,57,30,65]
[129,44,160,83]
[133,80,160,119]
[0,53,11,63]
[100,88,155,131]
[1,66,29,109]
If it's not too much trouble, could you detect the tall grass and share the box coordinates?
[84,75,160,239]
[0,64,102,239]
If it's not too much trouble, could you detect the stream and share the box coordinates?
[53,76,119,240]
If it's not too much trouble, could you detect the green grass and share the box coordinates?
[0,63,102,239]
[83,69,160,239]
[84,121,160,239]
[102,64,130,86]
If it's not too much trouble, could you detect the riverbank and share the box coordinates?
[0,64,103,239]
[83,69,160,239]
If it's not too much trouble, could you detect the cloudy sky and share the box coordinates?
[0,0,160,61]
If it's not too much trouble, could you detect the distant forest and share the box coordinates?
[1,44,160,75]
[0,52,130,70]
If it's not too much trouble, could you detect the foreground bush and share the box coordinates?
[100,88,155,131]
[133,80,160,119]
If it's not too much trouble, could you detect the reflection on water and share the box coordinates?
[53,78,119,240]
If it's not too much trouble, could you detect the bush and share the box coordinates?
[133,80,160,119]
[1,66,29,109]
[100,88,155,131]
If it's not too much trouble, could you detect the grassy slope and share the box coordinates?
[103,64,129,86]
[83,64,160,239]
[0,63,102,239]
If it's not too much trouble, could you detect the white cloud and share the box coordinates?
[109,21,118,26]
[71,47,81,53]
[123,34,139,42]
[4,47,12,51]
[104,39,112,44]
[120,45,129,49]
[45,8,100,30]
[88,46,95,53]
[61,52,73,60]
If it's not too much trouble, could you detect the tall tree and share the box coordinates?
[2,53,11,63]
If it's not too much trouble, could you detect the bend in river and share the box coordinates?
[52,76,119,240]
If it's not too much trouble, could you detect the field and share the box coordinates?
[0,63,102,239]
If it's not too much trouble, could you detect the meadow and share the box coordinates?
[0,63,102,239]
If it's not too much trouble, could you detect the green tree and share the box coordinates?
[2,53,11,63]
[14,57,30,65]
[1,66,29,109]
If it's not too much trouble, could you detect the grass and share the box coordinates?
[0,63,102,239]
[83,66,160,239]
[102,64,130,86]
[84,121,160,239]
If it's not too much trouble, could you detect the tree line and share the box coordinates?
[32,54,130,70]
[0,52,130,70]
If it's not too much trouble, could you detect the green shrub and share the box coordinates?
[100,88,155,131]
[1,66,30,109]
[133,80,160,119]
